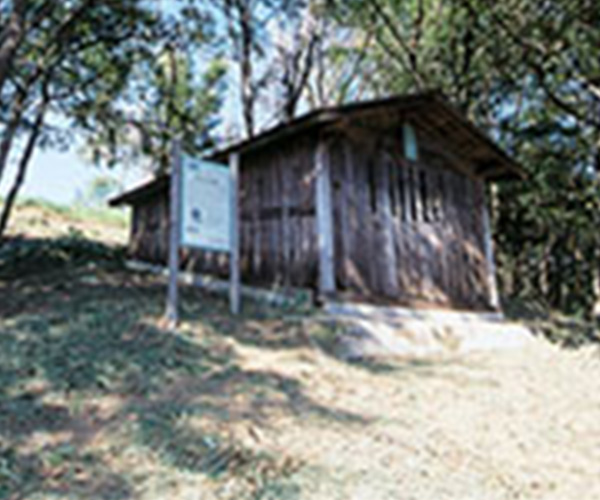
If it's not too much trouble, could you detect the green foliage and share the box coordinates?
[0,234,125,280]
[1,0,160,145]
[80,176,122,207]
[0,1,225,239]
[82,7,227,173]
[333,0,600,318]
[2,0,599,321]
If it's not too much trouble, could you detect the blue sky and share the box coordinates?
[0,1,187,206]
[0,2,275,206]
[0,140,145,205]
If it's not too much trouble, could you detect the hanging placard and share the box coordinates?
[403,123,419,161]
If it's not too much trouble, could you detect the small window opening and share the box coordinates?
[408,167,417,221]
[388,160,398,216]
[367,159,377,213]
[397,167,406,222]
[437,173,446,221]
[419,170,430,222]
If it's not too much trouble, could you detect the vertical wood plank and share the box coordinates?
[315,136,336,295]
[366,155,381,294]
[229,152,241,315]
[442,169,458,305]
[481,183,500,310]
[389,156,407,299]
[269,154,279,283]
[342,139,359,290]
[281,149,291,287]
[268,158,278,283]
[414,165,424,223]
[472,179,489,302]
[377,152,400,297]
[356,142,377,294]
[432,170,450,304]
[453,171,465,306]
[330,140,343,287]
[253,162,262,278]
[299,142,313,287]
[459,176,473,305]
[404,163,422,298]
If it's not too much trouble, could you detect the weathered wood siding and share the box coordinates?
[127,122,492,310]
[237,135,318,288]
[129,190,169,263]
[329,124,490,309]
[128,135,319,290]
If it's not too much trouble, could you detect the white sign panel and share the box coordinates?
[180,157,231,252]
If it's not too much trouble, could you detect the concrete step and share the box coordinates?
[323,301,534,359]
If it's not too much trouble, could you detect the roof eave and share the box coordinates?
[429,94,527,181]
[108,175,169,207]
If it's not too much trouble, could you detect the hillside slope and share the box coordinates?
[5,199,128,246]
[0,203,599,500]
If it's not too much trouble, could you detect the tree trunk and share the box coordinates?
[0,0,27,100]
[0,88,28,184]
[224,0,255,138]
[238,0,255,138]
[0,98,48,242]
[593,247,600,321]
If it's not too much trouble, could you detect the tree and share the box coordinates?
[269,0,321,122]
[0,1,162,240]
[83,48,226,175]
[79,175,122,207]
[209,0,322,137]
[208,0,272,138]
[0,1,226,241]
[331,0,600,317]
[79,1,227,175]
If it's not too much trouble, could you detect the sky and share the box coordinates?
[0,2,286,207]
[0,139,146,205]
[0,1,178,206]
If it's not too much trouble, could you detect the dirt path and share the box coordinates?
[234,339,600,500]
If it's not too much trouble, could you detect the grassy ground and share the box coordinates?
[1,203,600,500]
[5,199,128,245]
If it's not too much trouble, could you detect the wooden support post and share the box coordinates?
[229,152,241,315]
[592,256,600,321]
[377,156,399,297]
[165,138,182,327]
[315,137,336,296]
[482,187,500,310]
[280,152,292,289]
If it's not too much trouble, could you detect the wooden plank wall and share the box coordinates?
[129,135,319,291]
[238,136,318,288]
[129,190,169,264]
[329,127,490,310]
[128,123,491,310]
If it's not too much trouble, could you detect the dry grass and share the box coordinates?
[5,199,128,245]
[1,207,600,500]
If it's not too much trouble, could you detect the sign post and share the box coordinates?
[165,138,182,328]
[164,146,240,327]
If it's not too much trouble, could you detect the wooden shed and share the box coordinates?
[110,92,523,311]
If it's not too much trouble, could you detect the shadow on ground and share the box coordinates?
[0,244,368,499]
